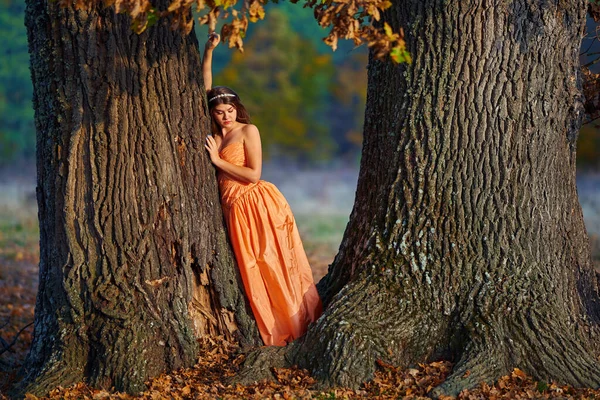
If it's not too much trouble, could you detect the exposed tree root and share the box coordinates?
[231,320,386,391]
[429,343,509,398]
[12,359,84,398]
[509,312,600,389]
[291,321,382,390]
[229,346,289,386]
[430,315,600,398]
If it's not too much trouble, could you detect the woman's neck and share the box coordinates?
[221,121,243,136]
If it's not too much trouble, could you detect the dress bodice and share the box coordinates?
[218,141,258,209]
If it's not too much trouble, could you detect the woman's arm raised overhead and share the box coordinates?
[205,125,263,184]
[202,33,220,90]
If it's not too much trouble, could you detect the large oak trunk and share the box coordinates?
[240,0,600,396]
[19,1,260,395]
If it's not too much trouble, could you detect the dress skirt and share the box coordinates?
[218,142,322,346]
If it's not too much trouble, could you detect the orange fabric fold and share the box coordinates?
[218,142,323,346]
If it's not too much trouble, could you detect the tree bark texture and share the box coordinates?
[20,1,260,395]
[267,0,600,396]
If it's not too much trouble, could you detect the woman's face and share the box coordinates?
[211,103,237,129]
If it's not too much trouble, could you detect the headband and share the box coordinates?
[208,93,236,102]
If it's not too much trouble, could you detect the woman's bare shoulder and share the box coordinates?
[242,123,259,133]
[241,124,260,140]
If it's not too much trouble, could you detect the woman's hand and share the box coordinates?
[205,135,221,164]
[203,33,220,90]
[205,33,220,52]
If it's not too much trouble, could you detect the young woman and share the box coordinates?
[202,33,322,346]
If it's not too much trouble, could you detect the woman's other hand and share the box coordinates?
[202,33,220,90]
[205,33,220,51]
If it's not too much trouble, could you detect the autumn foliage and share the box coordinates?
[58,0,410,63]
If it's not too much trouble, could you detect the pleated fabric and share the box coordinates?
[218,141,322,346]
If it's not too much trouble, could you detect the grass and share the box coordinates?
[295,213,349,281]
[0,183,38,267]
[296,214,348,248]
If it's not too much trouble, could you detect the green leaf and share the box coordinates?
[537,381,549,393]
[147,8,158,28]
[390,47,411,64]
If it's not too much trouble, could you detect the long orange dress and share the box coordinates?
[218,141,323,346]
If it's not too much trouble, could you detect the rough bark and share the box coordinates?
[18,1,260,396]
[242,0,600,396]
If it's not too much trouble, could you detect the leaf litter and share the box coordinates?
[4,334,600,399]
[3,254,600,399]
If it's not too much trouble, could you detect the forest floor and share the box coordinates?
[1,166,600,399]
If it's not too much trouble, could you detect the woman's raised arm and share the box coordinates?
[202,33,220,90]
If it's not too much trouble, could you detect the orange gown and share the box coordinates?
[218,141,323,346]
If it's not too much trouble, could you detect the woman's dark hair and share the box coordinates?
[207,86,251,134]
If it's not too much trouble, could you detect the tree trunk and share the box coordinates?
[241,0,600,396]
[19,1,260,395]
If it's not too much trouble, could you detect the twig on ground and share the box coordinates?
[0,321,33,357]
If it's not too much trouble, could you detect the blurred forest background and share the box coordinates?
[0,0,370,166]
[1,0,600,167]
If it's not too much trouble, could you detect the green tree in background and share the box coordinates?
[264,1,358,61]
[243,1,369,161]
[329,50,368,160]
[1,0,367,165]
[215,9,336,162]
[0,0,34,163]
